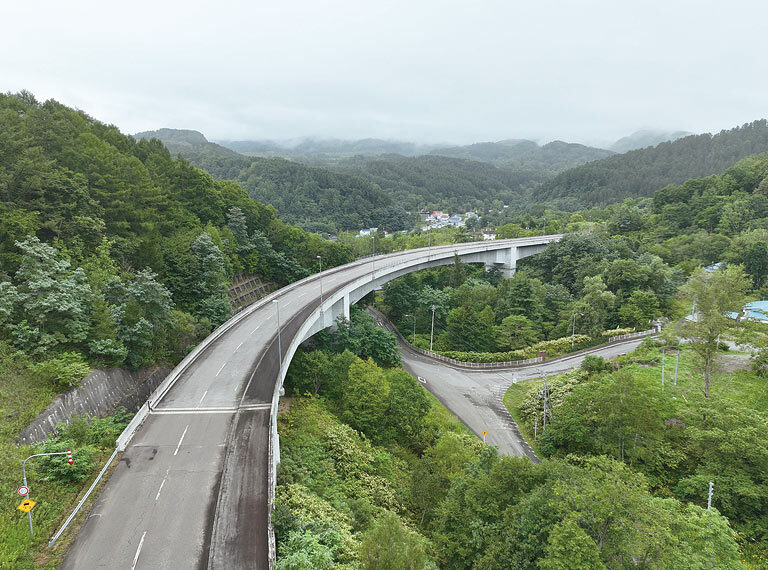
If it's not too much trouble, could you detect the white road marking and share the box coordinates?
[251,324,261,334]
[173,425,189,456]
[239,403,272,411]
[152,408,238,415]
[417,376,427,384]
[131,531,147,570]
[235,341,244,352]
[155,468,170,501]
[197,390,208,407]
[215,362,226,376]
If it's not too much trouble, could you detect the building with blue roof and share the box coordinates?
[743,300,768,323]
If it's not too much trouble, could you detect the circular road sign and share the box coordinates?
[482,430,488,436]
[17,486,29,496]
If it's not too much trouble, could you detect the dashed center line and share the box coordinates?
[197,390,208,407]
[235,341,243,352]
[215,362,226,376]
[251,323,261,334]
[155,468,170,501]
[131,531,147,570]
[173,425,189,456]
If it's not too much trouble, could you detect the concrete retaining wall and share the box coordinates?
[17,366,170,445]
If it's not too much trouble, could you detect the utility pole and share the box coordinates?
[674,349,680,385]
[429,305,436,351]
[707,481,714,510]
[272,300,282,383]
[316,255,323,307]
[661,348,665,389]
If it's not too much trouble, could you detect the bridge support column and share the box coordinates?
[485,246,520,278]
[343,292,350,320]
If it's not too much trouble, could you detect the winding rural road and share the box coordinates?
[378,312,648,458]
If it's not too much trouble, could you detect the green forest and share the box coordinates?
[273,304,763,568]
[537,120,768,209]
[136,120,768,237]
[0,92,352,566]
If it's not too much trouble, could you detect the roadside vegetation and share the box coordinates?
[504,296,768,566]
[0,343,131,568]
[275,310,750,568]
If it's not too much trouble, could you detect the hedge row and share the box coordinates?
[438,334,594,363]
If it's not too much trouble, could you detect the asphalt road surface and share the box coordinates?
[393,326,646,459]
[61,239,552,570]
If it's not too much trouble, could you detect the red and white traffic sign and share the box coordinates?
[67,449,73,465]
[17,486,29,496]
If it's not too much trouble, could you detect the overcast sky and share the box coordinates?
[2,0,766,146]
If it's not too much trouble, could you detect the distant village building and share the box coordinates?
[359,227,378,236]
[741,300,768,323]
[482,231,496,240]
[704,261,726,273]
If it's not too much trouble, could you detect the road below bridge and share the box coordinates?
[383,316,648,458]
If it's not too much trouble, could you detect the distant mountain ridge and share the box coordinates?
[134,128,240,158]
[610,129,693,153]
[218,136,614,174]
[430,139,614,173]
[219,137,435,159]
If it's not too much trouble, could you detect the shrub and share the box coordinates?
[581,355,610,374]
[602,328,635,337]
[30,352,90,389]
[438,334,593,363]
[36,440,96,484]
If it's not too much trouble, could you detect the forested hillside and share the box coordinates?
[134,129,412,233]
[0,91,351,370]
[136,129,616,229]
[335,154,542,214]
[536,119,768,209]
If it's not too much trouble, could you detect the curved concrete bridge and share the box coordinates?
[61,235,561,570]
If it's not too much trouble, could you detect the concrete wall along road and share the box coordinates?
[17,366,170,445]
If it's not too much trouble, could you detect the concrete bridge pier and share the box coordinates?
[482,245,520,278]
[483,243,549,278]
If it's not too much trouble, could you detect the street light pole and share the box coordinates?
[571,312,583,349]
[430,305,436,351]
[316,255,323,307]
[405,314,416,344]
[272,300,282,383]
[22,451,71,535]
